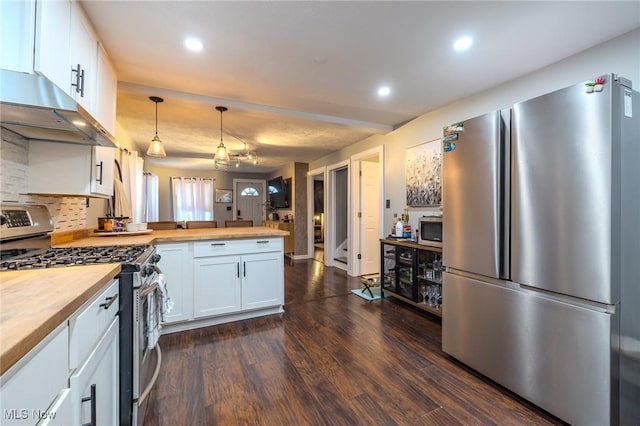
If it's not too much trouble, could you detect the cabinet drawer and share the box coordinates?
[69,279,119,369]
[193,238,283,257]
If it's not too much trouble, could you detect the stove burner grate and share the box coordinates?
[1,245,151,271]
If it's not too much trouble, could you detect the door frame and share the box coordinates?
[307,166,327,261]
[350,145,384,277]
[232,178,267,222]
[326,160,350,271]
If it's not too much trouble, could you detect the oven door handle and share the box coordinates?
[139,282,158,298]
[138,343,162,406]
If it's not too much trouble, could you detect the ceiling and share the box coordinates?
[81,1,640,173]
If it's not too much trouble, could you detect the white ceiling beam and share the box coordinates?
[118,82,393,134]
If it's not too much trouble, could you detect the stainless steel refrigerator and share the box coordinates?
[442,74,639,425]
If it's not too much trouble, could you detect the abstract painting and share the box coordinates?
[406,139,442,206]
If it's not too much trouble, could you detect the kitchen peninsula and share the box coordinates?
[0,226,288,375]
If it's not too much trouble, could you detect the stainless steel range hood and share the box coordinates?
[0,69,117,147]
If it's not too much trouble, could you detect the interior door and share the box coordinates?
[234,180,265,225]
[359,160,380,275]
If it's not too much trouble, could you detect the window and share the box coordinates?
[240,187,260,196]
[170,177,214,221]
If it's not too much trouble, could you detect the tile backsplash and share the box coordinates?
[1,135,88,232]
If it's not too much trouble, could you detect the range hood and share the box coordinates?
[0,69,117,147]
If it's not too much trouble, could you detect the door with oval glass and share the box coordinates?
[233,179,266,225]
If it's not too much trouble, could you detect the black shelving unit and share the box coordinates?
[380,239,443,317]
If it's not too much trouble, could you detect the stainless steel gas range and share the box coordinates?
[0,204,163,426]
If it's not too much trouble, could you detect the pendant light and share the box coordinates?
[214,106,230,162]
[147,96,167,157]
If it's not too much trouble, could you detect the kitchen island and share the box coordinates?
[0,227,288,375]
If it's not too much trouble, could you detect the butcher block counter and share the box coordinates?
[53,226,289,247]
[0,264,121,375]
[1,227,287,375]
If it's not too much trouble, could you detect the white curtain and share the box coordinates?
[171,177,214,221]
[144,173,159,222]
[120,150,145,222]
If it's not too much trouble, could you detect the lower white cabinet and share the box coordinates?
[160,238,285,332]
[70,318,119,426]
[193,255,241,318]
[241,251,284,311]
[155,242,193,323]
[0,278,119,426]
[0,324,68,426]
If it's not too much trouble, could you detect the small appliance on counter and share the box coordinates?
[417,216,442,247]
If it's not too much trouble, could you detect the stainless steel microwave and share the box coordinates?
[418,216,443,247]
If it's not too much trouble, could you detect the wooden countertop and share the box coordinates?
[1,226,287,375]
[54,226,289,248]
[0,264,121,375]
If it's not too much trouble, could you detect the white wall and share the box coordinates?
[310,28,640,233]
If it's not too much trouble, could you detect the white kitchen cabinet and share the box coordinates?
[193,250,284,318]
[0,0,36,72]
[0,323,69,426]
[33,0,71,93]
[28,141,115,198]
[69,319,119,426]
[68,278,119,426]
[155,242,193,324]
[38,388,73,426]
[95,42,118,136]
[2,0,118,138]
[242,251,284,311]
[69,0,98,117]
[193,255,242,318]
[160,238,285,334]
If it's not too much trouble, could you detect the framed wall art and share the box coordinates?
[406,139,442,206]
[215,189,233,203]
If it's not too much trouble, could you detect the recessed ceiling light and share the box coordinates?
[377,86,391,97]
[184,37,203,52]
[453,36,473,52]
[72,120,86,127]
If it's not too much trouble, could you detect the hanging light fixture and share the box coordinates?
[147,96,167,157]
[214,106,230,162]
[213,106,259,169]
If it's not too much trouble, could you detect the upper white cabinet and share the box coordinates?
[95,42,118,136]
[68,0,98,118]
[0,0,36,72]
[2,0,117,138]
[28,141,115,198]
[33,0,71,94]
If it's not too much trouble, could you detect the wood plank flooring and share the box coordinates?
[144,259,565,425]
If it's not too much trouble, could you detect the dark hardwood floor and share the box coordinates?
[144,259,564,425]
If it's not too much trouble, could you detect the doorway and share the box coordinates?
[307,167,327,263]
[324,161,349,271]
[350,147,383,277]
[233,179,266,225]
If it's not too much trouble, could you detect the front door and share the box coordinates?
[234,179,266,225]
